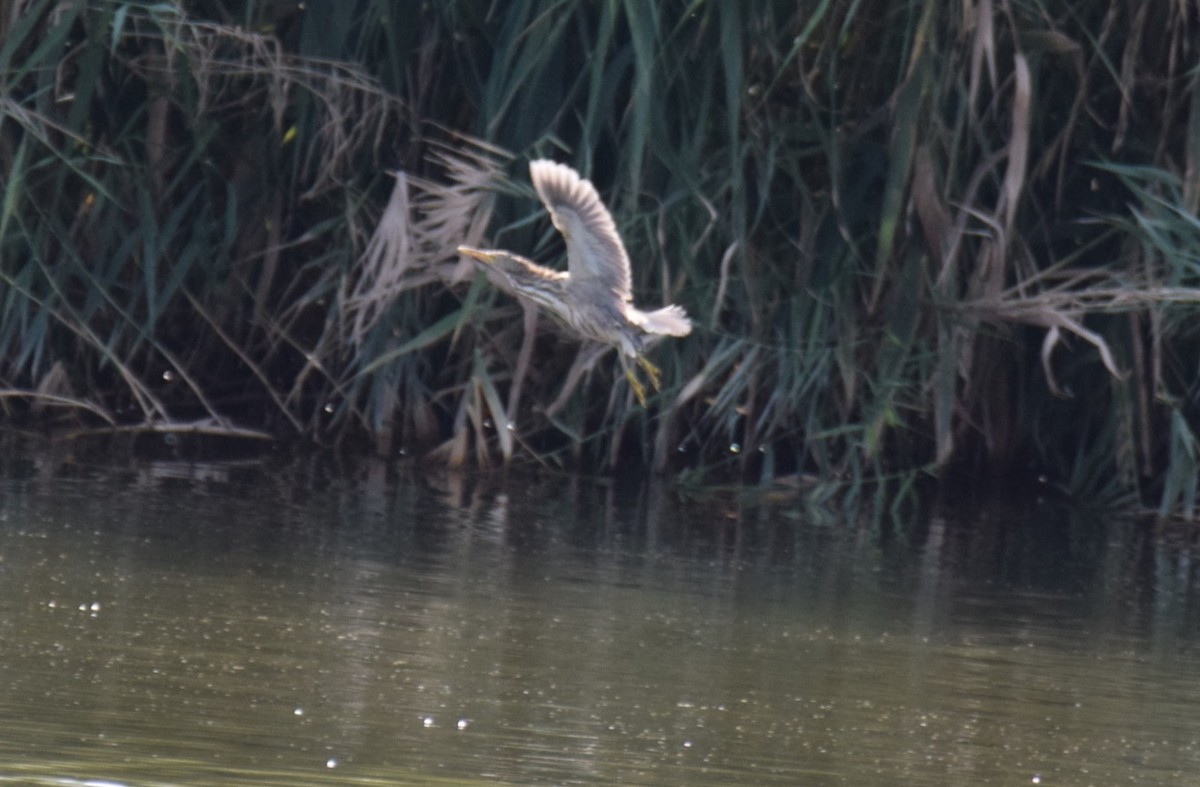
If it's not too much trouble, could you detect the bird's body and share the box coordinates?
[457,160,691,405]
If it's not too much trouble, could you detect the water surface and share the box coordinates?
[0,452,1197,785]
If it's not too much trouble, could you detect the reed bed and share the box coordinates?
[1,0,1197,515]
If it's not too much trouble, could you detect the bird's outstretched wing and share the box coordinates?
[529,160,632,302]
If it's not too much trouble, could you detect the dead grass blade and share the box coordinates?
[343,139,508,349]
[1000,53,1030,236]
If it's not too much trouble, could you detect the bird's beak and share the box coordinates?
[456,246,495,264]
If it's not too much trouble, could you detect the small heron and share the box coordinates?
[457,160,691,405]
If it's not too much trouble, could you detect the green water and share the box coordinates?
[0,454,1197,785]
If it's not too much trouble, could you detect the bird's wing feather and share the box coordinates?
[530,160,632,301]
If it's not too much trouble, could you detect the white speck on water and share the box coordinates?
[326,758,337,769]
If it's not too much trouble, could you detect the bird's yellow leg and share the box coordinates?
[624,367,649,407]
[636,354,663,391]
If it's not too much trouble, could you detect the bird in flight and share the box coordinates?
[457,160,691,406]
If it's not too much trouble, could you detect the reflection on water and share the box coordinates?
[0,450,1198,786]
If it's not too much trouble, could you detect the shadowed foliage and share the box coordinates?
[1,0,1198,515]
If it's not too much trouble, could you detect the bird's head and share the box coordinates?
[456,245,567,312]
[456,245,528,282]
[455,245,500,265]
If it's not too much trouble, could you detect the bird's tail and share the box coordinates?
[634,304,692,337]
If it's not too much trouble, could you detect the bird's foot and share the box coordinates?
[636,355,663,391]
[625,368,649,407]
